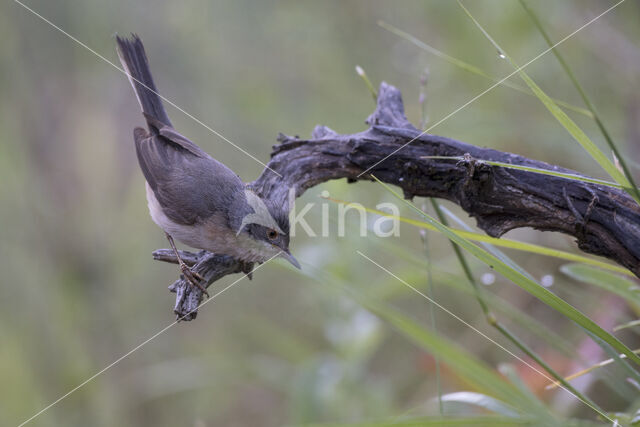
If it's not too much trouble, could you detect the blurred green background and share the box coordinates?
[2,0,640,426]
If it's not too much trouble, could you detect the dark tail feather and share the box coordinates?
[116,34,172,129]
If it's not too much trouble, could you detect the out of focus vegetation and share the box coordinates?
[2,1,640,426]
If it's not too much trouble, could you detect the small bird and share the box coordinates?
[116,35,299,295]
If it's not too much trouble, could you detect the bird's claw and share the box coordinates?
[240,260,254,280]
[180,262,209,297]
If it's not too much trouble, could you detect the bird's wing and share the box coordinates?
[142,113,209,157]
[134,127,244,225]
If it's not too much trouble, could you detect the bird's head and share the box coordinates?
[230,189,299,268]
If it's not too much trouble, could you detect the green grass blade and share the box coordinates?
[299,264,535,411]
[519,0,640,206]
[613,320,640,333]
[439,392,521,418]
[296,416,535,427]
[456,1,639,205]
[432,200,605,418]
[359,230,579,356]
[377,20,593,118]
[561,264,640,309]
[373,176,640,366]
[422,156,627,190]
[420,220,443,414]
[355,65,378,101]
[368,261,577,357]
[584,330,640,392]
[439,203,536,281]
[323,196,633,277]
[498,364,560,426]
[430,199,490,315]
[348,288,533,411]
[546,350,640,390]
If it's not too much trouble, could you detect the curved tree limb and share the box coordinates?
[155,82,640,320]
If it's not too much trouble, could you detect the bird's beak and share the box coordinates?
[280,251,301,269]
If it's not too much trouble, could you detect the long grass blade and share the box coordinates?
[438,392,520,418]
[439,204,535,281]
[456,1,639,205]
[561,264,640,309]
[299,264,533,410]
[377,20,593,118]
[421,156,627,190]
[613,320,640,333]
[419,214,443,414]
[584,330,640,394]
[429,200,604,416]
[367,257,577,357]
[372,175,640,367]
[519,0,640,206]
[321,195,633,277]
[297,416,536,427]
[349,288,532,411]
[355,65,378,101]
[545,349,640,390]
[498,364,559,426]
[297,227,610,421]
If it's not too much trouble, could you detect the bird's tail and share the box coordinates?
[116,34,172,129]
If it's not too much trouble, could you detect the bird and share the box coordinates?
[116,34,300,295]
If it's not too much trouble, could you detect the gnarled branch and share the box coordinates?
[155,82,640,320]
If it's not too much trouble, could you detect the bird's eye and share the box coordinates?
[267,229,278,240]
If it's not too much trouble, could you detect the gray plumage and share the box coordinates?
[116,34,298,268]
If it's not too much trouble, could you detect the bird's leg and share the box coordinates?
[165,233,210,297]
